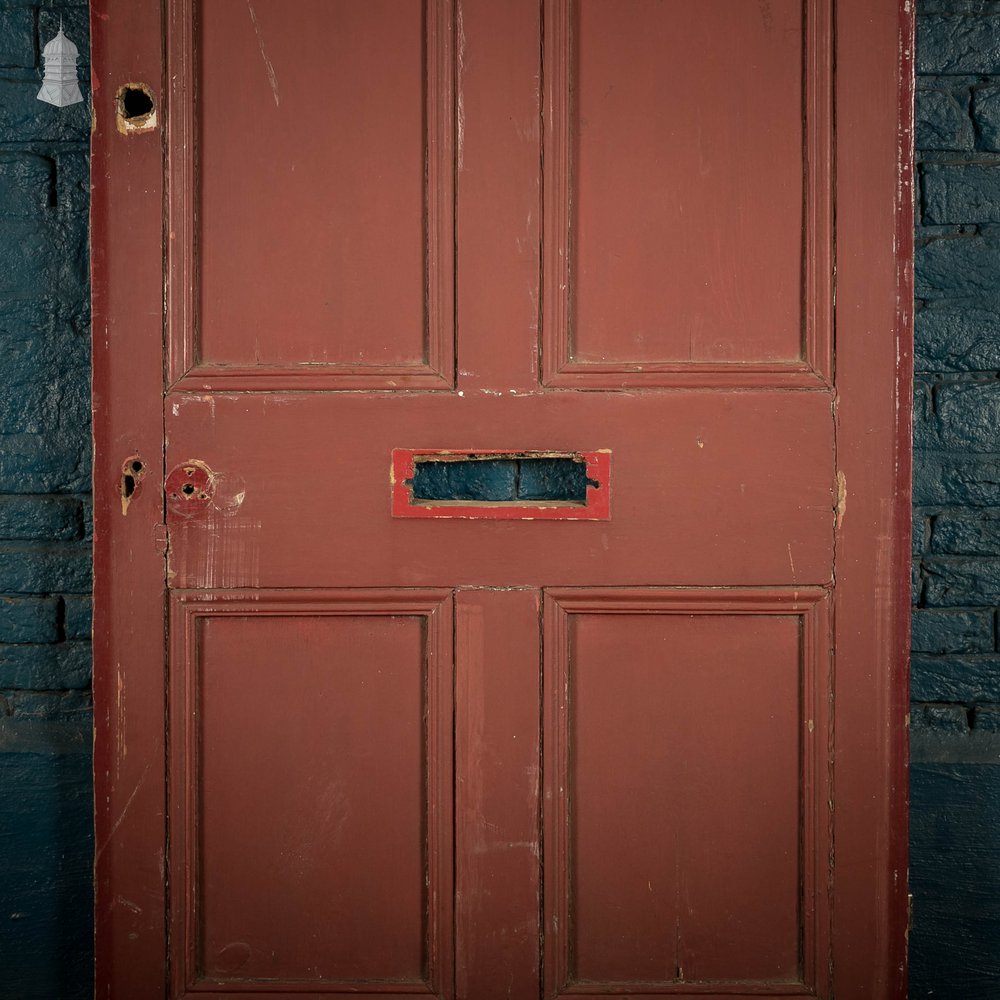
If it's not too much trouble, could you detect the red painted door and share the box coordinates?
[91,3,913,999]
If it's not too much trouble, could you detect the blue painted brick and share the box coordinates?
[912,609,995,653]
[412,459,517,501]
[517,458,589,502]
[0,545,91,595]
[81,496,92,541]
[973,84,1000,153]
[911,654,1000,702]
[0,433,90,494]
[916,87,975,151]
[1,690,91,721]
[54,151,89,218]
[913,702,971,734]
[0,723,93,1000]
[0,155,56,217]
[0,597,59,644]
[915,509,931,556]
[918,14,1000,73]
[924,164,1000,223]
[62,596,90,641]
[0,80,89,145]
[0,9,36,69]
[916,301,1000,372]
[0,642,91,690]
[914,453,1000,506]
[975,705,1000,731]
[913,381,941,450]
[916,236,1000,297]
[0,219,62,296]
[934,380,1000,451]
[909,763,1000,998]
[925,558,1000,606]
[0,496,81,541]
[934,509,1000,553]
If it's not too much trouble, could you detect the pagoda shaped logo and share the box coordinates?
[37,22,84,108]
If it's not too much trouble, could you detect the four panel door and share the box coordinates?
[92,2,912,999]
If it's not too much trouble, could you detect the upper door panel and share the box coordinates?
[541,0,833,388]
[166,0,455,390]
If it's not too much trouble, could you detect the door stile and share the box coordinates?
[830,1,913,996]
[91,0,170,996]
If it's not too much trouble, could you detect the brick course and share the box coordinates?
[912,2,1000,994]
[0,2,93,996]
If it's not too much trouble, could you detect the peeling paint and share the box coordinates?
[835,470,847,528]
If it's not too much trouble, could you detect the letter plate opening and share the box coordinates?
[391,449,611,520]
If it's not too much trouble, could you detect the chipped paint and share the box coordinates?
[114,82,157,135]
[119,455,147,516]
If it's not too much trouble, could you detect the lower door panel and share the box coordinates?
[165,587,830,1000]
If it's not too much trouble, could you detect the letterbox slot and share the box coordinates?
[391,449,612,520]
[411,456,593,504]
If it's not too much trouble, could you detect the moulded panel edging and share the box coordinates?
[541,587,833,1000]
[167,588,455,999]
[539,0,835,390]
[165,0,456,392]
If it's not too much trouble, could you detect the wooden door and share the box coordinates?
[91,3,913,999]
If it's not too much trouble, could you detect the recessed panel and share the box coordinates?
[542,0,833,387]
[169,590,454,995]
[167,0,455,389]
[543,590,831,997]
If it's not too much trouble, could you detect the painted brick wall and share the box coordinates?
[0,2,94,998]
[912,1,1000,996]
[1,2,999,997]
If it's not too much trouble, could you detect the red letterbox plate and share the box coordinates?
[391,448,611,520]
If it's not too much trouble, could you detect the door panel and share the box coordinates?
[168,590,454,997]
[541,0,832,388]
[92,1,912,998]
[543,590,831,997]
[168,0,455,389]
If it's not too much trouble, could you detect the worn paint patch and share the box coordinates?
[165,460,216,518]
[119,456,146,516]
[114,82,157,135]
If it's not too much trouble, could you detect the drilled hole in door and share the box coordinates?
[115,83,157,134]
